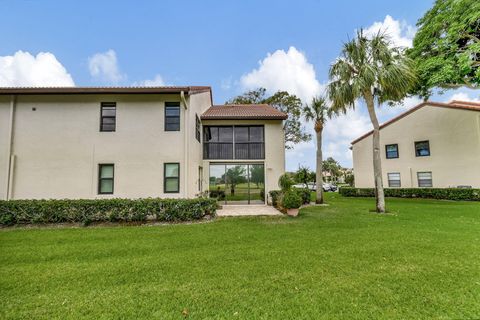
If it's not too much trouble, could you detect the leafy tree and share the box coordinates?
[224,166,247,196]
[249,165,264,187]
[328,30,416,213]
[345,173,355,187]
[227,88,311,148]
[294,166,312,188]
[408,0,480,98]
[303,96,330,204]
[322,157,342,183]
[308,171,316,184]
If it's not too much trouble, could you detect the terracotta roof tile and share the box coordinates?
[351,100,480,145]
[201,104,288,120]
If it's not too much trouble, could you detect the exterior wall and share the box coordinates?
[185,92,212,197]
[352,105,480,188]
[6,94,192,199]
[0,96,11,199]
[201,119,286,202]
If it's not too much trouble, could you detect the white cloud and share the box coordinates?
[448,92,480,103]
[133,74,166,87]
[88,49,125,83]
[364,15,416,48]
[240,46,323,103]
[324,106,372,163]
[0,51,74,87]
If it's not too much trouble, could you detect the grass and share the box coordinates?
[1,193,479,319]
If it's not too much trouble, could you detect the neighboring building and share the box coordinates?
[351,100,480,188]
[0,87,286,204]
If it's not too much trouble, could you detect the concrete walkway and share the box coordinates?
[216,205,282,217]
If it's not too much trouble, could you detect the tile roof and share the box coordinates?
[201,104,288,120]
[0,86,211,95]
[351,100,480,145]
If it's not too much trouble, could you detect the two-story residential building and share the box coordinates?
[351,100,480,188]
[0,87,286,204]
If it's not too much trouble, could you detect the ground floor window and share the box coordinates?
[417,171,433,187]
[164,163,180,193]
[98,164,114,194]
[209,163,265,204]
[387,172,401,187]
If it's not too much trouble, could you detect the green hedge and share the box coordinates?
[0,198,217,226]
[339,187,480,201]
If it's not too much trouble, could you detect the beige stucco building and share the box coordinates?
[0,87,286,204]
[351,100,480,188]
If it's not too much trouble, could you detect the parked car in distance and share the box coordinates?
[322,183,338,192]
[293,184,310,190]
[292,183,338,192]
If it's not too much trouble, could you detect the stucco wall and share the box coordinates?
[201,119,286,200]
[352,105,480,188]
[0,97,11,199]
[7,94,191,199]
[185,92,213,197]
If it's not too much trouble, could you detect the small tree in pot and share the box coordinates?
[278,173,294,192]
[282,190,302,217]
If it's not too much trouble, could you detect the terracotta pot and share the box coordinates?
[287,208,299,217]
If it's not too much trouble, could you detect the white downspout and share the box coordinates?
[5,95,16,200]
[181,91,189,197]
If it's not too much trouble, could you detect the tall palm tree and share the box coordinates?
[328,30,416,213]
[304,95,330,204]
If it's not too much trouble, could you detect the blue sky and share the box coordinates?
[1,0,478,170]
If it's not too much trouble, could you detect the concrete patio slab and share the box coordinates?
[216,205,282,217]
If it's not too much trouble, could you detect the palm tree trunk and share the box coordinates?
[315,125,324,204]
[364,92,386,213]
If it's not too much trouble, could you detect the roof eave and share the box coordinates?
[0,86,211,95]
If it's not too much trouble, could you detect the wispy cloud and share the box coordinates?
[363,15,416,48]
[88,49,125,83]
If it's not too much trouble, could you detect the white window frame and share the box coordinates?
[387,172,401,188]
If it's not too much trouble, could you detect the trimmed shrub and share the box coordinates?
[269,190,283,207]
[282,190,302,209]
[209,190,226,200]
[296,188,312,205]
[339,187,480,201]
[0,198,217,226]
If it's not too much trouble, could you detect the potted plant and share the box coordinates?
[281,190,302,217]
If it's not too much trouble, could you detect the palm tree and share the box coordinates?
[328,30,416,213]
[304,95,330,204]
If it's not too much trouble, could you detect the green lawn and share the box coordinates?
[1,194,480,319]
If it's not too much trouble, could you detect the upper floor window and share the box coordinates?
[387,172,401,187]
[417,171,433,187]
[203,126,233,159]
[385,144,399,159]
[234,126,264,159]
[415,140,430,157]
[203,125,264,160]
[100,102,116,132]
[98,164,114,194]
[195,114,201,142]
[165,102,180,131]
